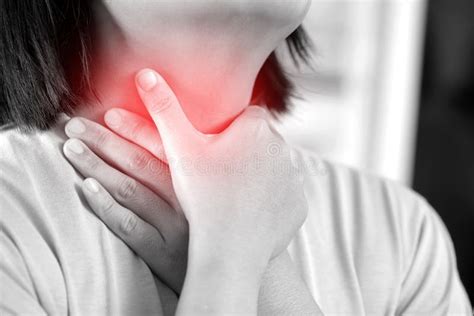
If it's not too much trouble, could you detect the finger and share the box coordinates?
[104,108,166,162]
[81,178,182,291]
[65,117,178,208]
[82,177,164,242]
[63,139,179,235]
[135,69,200,157]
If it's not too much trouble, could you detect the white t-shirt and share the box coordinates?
[1,117,471,315]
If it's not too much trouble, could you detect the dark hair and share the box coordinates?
[1,1,313,131]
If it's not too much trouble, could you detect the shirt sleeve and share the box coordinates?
[0,231,46,315]
[396,197,472,315]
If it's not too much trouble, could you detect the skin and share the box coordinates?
[64,72,322,315]
[134,70,308,314]
[64,0,322,314]
[77,0,311,132]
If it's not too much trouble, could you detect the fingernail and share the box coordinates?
[105,110,122,128]
[84,178,100,193]
[66,119,86,135]
[137,70,158,92]
[65,139,84,154]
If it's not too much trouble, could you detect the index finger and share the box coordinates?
[135,69,199,157]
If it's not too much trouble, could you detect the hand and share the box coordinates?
[63,115,188,293]
[135,69,308,314]
[63,110,323,315]
[136,69,308,267]
[64,68,312,314]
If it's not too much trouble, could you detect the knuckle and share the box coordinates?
[93,131,110,151]
[99,196,115,216]
[141,231,163,253]
[141,233,156,250]
[150,94,173,113]
[130,150,149,170]
[117,177,137,200]
[128,122,143,140]
[129,151,164,175]
[120,214,138,235]
[83,151,100,171]
[148,157,165,175]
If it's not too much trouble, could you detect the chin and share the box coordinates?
[251,0,312,22]
[101,0,311,38]
[222,0,312,34]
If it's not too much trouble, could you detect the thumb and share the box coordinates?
[135,69,198,157]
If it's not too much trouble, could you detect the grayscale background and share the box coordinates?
[275,0,473,302]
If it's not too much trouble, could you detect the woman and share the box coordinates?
[0,0,471,315]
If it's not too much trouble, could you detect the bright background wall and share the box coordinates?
[275,0,427,185]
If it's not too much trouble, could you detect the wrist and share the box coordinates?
[188,231,269,281]
[176,233,269,315]
[258,251,323,315]
[188,226,272,274]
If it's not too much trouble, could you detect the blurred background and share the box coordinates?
[276,0,473,303]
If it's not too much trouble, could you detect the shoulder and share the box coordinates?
[295,148,428,224]
[295,149,471,313]
[0,117,67,159]
[0,117,68,178]
[295,147,445,269]
[0,116,74,223]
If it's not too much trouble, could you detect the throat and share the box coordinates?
[77,33,269,134]
[73,0,308,133]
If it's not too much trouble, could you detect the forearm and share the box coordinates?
[258,250,323,315]
[176,236,267,315]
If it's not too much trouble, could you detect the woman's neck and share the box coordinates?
[76,2,298,133]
